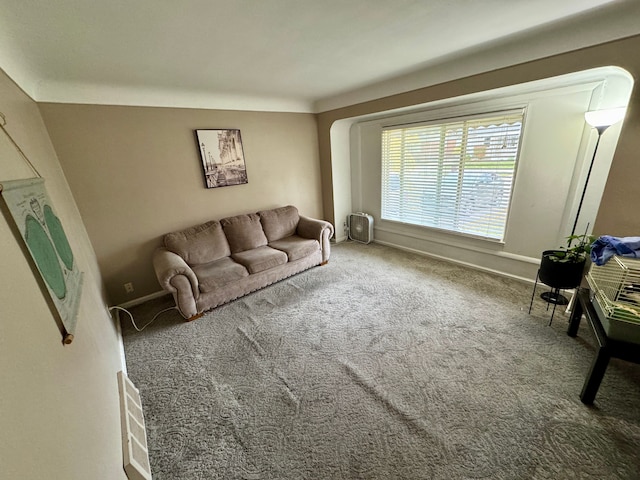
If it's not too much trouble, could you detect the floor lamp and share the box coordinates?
[570,107,626,237]
[529,106,627,320]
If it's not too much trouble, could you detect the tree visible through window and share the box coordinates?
[381,110,524,241]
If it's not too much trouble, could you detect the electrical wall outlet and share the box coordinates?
[124,282,134,293]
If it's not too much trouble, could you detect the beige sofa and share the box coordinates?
[153,205,334,320]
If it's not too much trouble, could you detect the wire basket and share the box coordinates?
[586,256,640,342]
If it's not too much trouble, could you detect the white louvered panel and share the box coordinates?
[117,371,152,480]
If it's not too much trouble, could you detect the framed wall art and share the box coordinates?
[195,129,248,188]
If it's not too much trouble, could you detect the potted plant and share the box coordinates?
[538,233,596,301]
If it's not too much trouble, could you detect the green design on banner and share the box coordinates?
[25,213,67,299]
[1,177,83,337]
[44,204,74,270]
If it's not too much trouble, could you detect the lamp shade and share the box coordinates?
[584,107,626,128]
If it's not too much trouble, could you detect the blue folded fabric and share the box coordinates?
[590,235,640,266]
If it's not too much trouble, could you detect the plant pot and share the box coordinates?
[538,250,586,289]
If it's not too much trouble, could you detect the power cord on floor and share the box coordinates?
[109,305,178,332]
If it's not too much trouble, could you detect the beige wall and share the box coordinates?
[0,71,127,478]
[38,104,323,305]
[317,35,640,242]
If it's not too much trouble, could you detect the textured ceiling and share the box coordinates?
[0,0,636,111]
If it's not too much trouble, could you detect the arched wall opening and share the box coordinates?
[329,66,634,281]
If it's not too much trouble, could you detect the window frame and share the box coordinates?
[380,108,526,243]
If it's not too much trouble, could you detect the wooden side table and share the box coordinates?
[567,288,640,404]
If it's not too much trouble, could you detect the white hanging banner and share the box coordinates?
[1,177,83,343]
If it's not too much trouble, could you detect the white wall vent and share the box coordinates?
[348,212,374,244]
[117,371,152,480]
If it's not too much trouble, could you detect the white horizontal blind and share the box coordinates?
[381,110,524,241]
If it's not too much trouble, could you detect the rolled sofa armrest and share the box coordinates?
[152,247,199,300]
[297,215,335,263]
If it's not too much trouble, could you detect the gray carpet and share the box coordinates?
[123,242,640,479]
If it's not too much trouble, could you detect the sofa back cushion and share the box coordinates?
[221,213,268,253]
[164,220,231,266]
[258,205,300,242]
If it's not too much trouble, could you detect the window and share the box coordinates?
[381,110,524,241]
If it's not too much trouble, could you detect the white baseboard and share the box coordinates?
[373,239,536,285]
[112,308,127,375]
[118,290,169,309]
[334,234,349,243]
[111,290,170,373]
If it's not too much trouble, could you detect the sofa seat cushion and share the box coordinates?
[258,205,300,242]
[221,213,268,253]
[232,246,288,274]
[164,220,231,266]
[269,235,320,262]
[193,257,249,293]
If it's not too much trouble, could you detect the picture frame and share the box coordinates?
[195,129,248,188]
